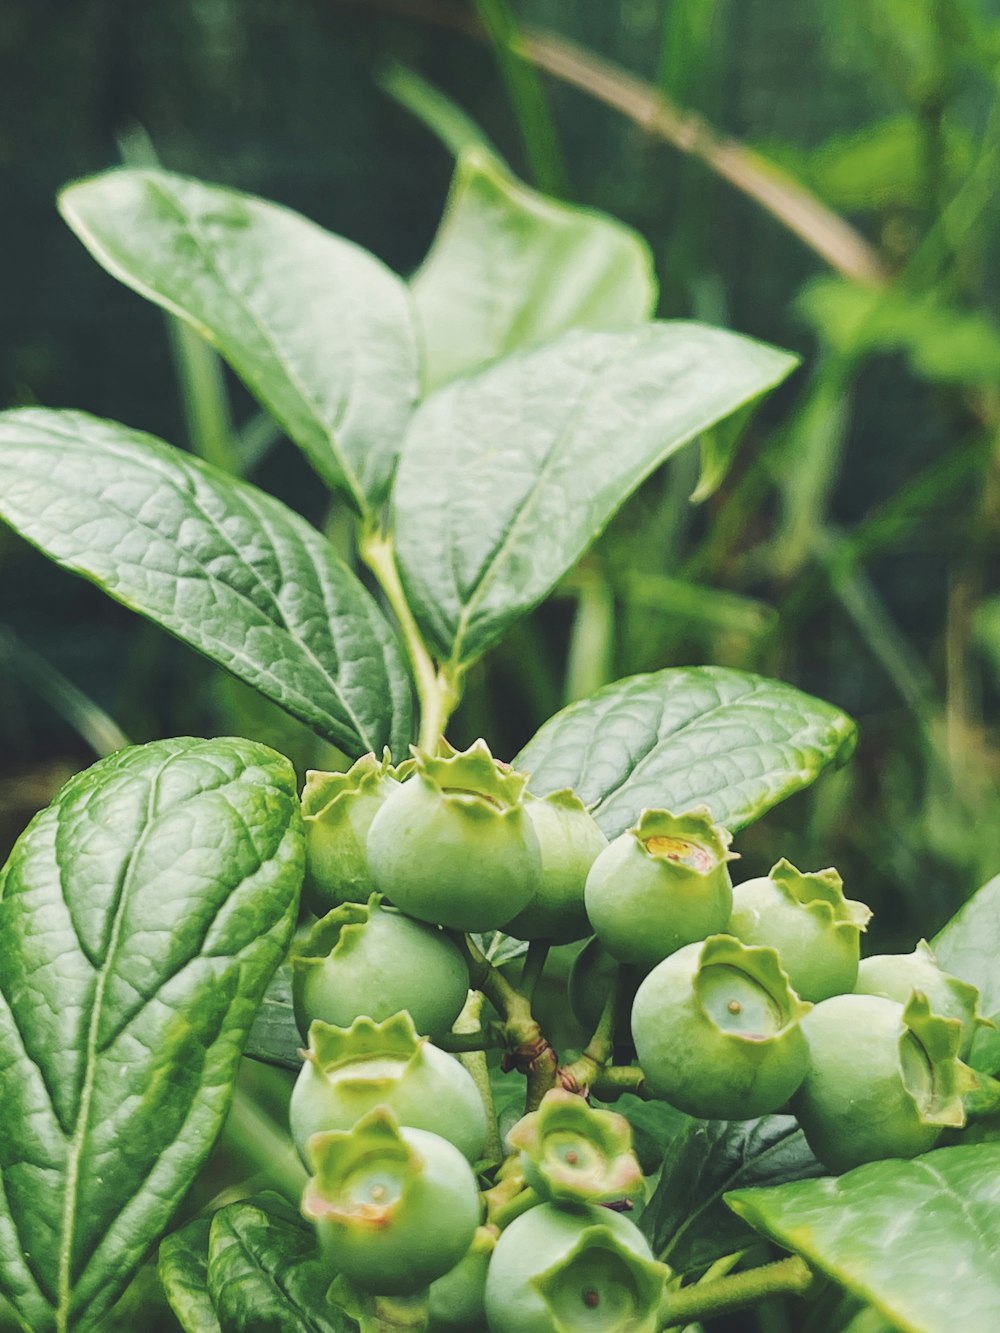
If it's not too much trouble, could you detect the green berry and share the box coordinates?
[302,1109,480,1297]
[483,1203,668,1333]
[366,739,540,932]
[290,1013,487,1165]
[292,894,469,1039]
[791,991,976,1172]
[584,808,735,968]
[631,934,811,1119]
[300,750,405,914]
[504,791,608,943]
[506,1089,643,1206]
[855,939,992,1058]
[727,859,871,1001]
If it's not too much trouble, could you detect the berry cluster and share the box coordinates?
[291,739,990,1329]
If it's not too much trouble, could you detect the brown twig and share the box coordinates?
[342,0,889,287]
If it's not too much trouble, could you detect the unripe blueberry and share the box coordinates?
[855,939,992,1058]
[584,808,735,968]
[727,859,871,1001]
[483,1203,668,1333]
[366,740,541,932]
[292,894,469,1039]
[300,750,406,914]
[506,1089,643,1206]
[503,791,608,943]
[791,991,976,1172]
[290,1013,487,1165]
[631,934,811,1119]
[302,1109,480,1296]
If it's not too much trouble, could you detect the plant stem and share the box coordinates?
[520,940,550,1002]
[458,934,558,1112]
[659,1257,815,1328]
[437,1027,501,1053]
[490,1184,541,1230]
[473,0,569,196]
[360,526,461,750]
[224,1086,308,1202]
[452,988,503,1162]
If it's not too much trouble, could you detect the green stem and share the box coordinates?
[453,988,503,1162]
[458,934,558,1112]
[473,0,569,196]
[360,527,461,750]
[520,940,550,1003]
[659,1257,815,1328]
[590,1064,646,1100]
[558,967,623,1094]
[223,1086,308,1201]
[437,1027,501,1053]
[490,1184,541,1230]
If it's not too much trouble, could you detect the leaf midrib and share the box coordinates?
[448,337,634,663]
[55,753,167,1332]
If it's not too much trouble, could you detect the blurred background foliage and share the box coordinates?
[3,1,1000,1327]
[5,0,1000,942]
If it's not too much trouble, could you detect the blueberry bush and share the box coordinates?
[0,147,997,1332]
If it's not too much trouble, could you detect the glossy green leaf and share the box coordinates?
[728,1143,1000,1333]
[245,960,301,1072]
[515,666,857,837]
[611,1096,690,1177]
[0,737,304,1333]
[641,1116,824,1275]
[410,147,657,390]
[932,874,1000,1074]
[59,168,418,515]
[207,1194,351,1333]
[394,325,797,665]
[159,1219,221,1333]
[0,408,414,759]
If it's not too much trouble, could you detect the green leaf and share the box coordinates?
[0,408,414,759]
[727,1143,1000,1333]
[159,1218,221,1333]
[410,147,657,390]
[0,737,304,1333]
[798,277,1000,387]
[932,874,1000,1075]
[610,1096,690,1177]
[207,1194,352,1333]
[641,1116,824,1275]
[515,666,857,837]
[245,960,301,1072]
[59,168,418,515]
[394,325,797,665]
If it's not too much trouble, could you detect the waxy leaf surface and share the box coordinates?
[0,409,414,759]
[59,168,418,514]
[0,737,304,1332]
[728,1143,1000,1333]
[515,666,857,836]
[207,1195,350,1333]
[411,147,657,390]
[393,324,797,665]
[641,1116,824,1275]
[932,873,1000,1074]
[159,1219,221,1333]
